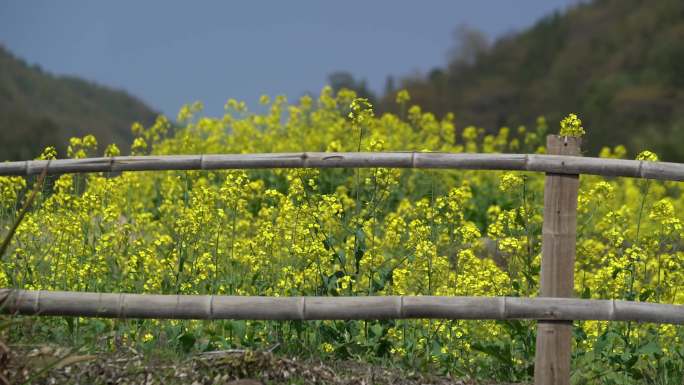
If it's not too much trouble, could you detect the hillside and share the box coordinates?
[380,0,684,160]
[0,45,158,160]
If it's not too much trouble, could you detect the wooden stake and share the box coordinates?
[534,135,581,385]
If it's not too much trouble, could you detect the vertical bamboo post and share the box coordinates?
[534,135,581,385]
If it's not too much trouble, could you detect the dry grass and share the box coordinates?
[2,346,522,385]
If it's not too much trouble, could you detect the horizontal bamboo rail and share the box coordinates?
[1,152,684,181]
[2,289,684,324]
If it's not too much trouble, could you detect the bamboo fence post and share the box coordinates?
[534,135,581,385]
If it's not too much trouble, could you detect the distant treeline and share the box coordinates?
[0,45,157,160]
[332,0,684,161]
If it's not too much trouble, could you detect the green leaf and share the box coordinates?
[370,323,383,338]
[636,340,661,356]
[622,351,638,369]
[611,268,622,280]
[573,326,588,341]
[472,341,511,366]
[336,249,346,265]
[581,286,591,299]
[431,340,443,356]
[639,289,653,302]
[229,320,246,341]
[177,332,196,353]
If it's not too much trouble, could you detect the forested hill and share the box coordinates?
[380,0,684,161]
[0,45,158,160]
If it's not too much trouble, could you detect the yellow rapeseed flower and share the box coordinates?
[559,113,585,137]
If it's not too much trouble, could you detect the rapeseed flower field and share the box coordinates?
[2,87,684,383]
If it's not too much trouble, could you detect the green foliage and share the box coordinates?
[0,45,158,161]
[2,90,684,384]
[380,0,684,161]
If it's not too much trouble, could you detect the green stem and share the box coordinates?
[0,163,49,260]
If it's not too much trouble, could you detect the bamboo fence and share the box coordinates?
[1,152,684,181]
[3,289,684,324]
[3,143,684,385]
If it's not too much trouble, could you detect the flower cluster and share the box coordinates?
[3,88,683,383]
[559,113,585,137]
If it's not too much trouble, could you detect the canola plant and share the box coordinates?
[2,88,683,383]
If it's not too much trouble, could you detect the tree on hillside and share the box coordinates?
[328,71,377,104]
[378,0,684,161]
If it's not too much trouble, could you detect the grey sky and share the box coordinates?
[0,1,577,117]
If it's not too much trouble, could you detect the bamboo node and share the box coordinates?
[118,293,125,318]
[637,160,645,178]
[299,297,306,320]
[207,295,214,319]
[35,289,41,314]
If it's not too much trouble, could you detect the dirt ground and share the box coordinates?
[1,344,522,385]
